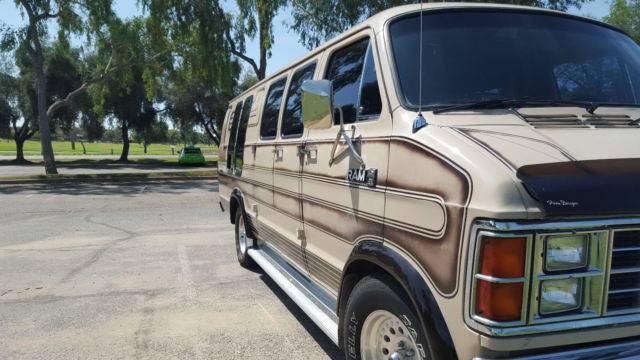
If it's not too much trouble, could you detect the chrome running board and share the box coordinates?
[248,247,339,345]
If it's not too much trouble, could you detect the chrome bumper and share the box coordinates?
[474,338,640,359]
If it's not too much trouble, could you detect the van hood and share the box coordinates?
[448,108,640,217]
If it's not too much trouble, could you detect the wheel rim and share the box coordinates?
[360,310,421,360]
[237,215,248,255]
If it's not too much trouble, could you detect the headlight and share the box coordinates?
[545,234,588,272]
[539,278,583,315]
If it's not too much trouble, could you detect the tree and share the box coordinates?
[606,0,640,43]
[92,18,158,162]
[133,119,168,148]
[289,0,591,49]
[46,39,83,149]
[227,0,287,80]
[144,0,241,145]
[3,0,117,174]
[0,73,18,141]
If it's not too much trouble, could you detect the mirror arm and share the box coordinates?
[341,130,365,168]
[328,107,365,168]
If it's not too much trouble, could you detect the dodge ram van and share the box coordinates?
[218,3,640,359]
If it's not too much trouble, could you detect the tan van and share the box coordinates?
[218,3,640,359]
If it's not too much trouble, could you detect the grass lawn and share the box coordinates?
[0,139,219,156]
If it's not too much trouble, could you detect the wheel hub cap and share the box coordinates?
[238,216,247,254]
[361,310,421,360]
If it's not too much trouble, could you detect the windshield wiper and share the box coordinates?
[432,98,533,114]
[432,98,601,115]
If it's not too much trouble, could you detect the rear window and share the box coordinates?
[184,148,202,155]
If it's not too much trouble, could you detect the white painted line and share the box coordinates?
[177,245,196,300]
[257,301,276,324]
[177,245,204,360]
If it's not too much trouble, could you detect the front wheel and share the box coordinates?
[234,210,256,269]
[343,275,432,360]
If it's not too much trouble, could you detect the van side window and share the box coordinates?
[282,62,317,138]
[233,96,254,174]
[359,44,382,118]
[260,77,288,139]
[326,38,381,124]
[227,101,243,170]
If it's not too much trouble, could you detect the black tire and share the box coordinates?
[343,275,435,360]
[234,210,256,269]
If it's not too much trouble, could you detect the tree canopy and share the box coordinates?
[606,0,640,43]
[289,0,592,49]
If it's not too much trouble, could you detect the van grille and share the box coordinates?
[607,230,640,312]
[523,114,639,129]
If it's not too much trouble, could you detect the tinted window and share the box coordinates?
[360,45,382,117]
[326,39,381,124]
[227,101,243,170]
[282,62,317,137]
[260,77,287,139]
[389,11,640,109]
[233,96,254,174]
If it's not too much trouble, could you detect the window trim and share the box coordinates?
[280,60,318,139]
[322,36,382,127]
[259,75,289,141]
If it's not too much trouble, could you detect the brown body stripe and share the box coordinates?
[219,136,472,296]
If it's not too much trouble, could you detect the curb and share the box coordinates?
[0,171,218,185]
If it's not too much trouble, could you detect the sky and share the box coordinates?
[0,0,615,78]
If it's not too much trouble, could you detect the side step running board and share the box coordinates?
[248,248,339,345]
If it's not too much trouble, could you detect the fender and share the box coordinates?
[230,188,257,239]
[340,240,456,357]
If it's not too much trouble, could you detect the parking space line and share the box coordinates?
[177,245,204,360]
[177,245,196,299]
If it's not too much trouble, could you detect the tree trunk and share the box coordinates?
[15,138,26,163]
[119,123,130,162]
[143,140,148,154]
[80,141,87,155]
[71,140,76,151]
[34,50,58,174]
[257,8,268,80]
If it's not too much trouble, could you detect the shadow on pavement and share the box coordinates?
[0,180,219,196]
[258,273,344,359]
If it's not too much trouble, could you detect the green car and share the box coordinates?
[178,146,206,166]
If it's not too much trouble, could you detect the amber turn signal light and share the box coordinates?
[476,280,524,321]
[476,236,527,322]
[479,236,526,278]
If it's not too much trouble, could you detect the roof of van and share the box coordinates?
[229,2,611,102]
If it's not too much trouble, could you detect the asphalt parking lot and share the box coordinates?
[0,180,342,359]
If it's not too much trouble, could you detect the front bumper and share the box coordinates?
[474,338,640,359]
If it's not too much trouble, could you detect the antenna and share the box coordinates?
[412,1,428,133]
[418,1,424,115]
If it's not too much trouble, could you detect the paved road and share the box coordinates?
[0,180,342,359]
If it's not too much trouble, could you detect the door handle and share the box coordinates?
[298,144,318,162]
[273,147,284,161]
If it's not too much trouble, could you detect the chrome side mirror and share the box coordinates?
[301,80,334,130]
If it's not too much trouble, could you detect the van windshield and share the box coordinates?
[389,11,640,111]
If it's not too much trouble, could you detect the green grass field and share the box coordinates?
[0,140,219,156]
